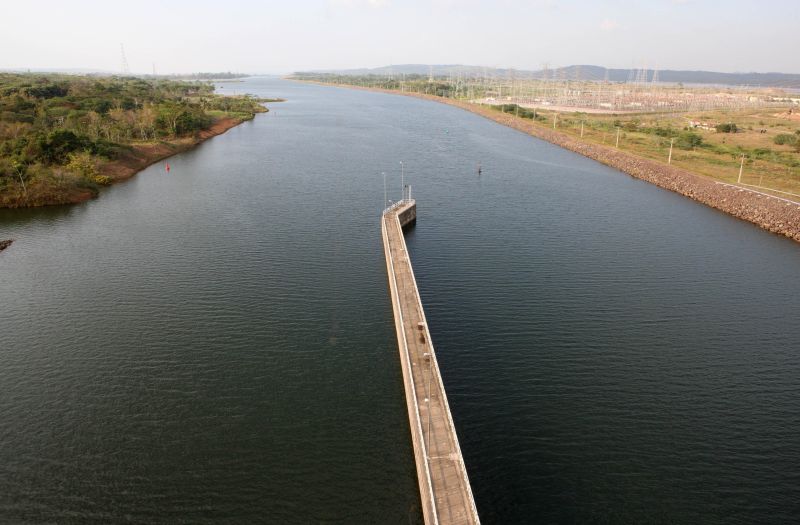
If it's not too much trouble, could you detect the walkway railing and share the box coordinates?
[383,198,414,215]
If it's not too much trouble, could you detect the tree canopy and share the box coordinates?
[0,73,266,207]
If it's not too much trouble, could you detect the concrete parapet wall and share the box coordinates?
[382,199,480,525]
[382,209,437,525]
[398,201,417,229]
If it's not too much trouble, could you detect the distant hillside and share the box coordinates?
[305,64,800,89]
[0,69,250,80]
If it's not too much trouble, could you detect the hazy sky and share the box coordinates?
[3,0,798,74]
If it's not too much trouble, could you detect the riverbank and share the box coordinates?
[0,115,256,209]
[103,116,247,183]
[0,73,274,209]
[303,81,800,243]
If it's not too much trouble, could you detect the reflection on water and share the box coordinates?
[1,77,799,524]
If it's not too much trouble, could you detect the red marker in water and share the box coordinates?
[165,162,170,173]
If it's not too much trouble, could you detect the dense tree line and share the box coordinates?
[0,73,265,206]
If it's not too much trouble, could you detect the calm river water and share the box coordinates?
[2,77,799,524]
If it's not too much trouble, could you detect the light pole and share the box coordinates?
[615,127,621,148]
[400,161,404,201]
[383,172,387,208]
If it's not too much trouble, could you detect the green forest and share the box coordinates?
[0,73,267,207]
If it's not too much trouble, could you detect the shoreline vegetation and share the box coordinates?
[291,76,800,243]
[0,73,281,208]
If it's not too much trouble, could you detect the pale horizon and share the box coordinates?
[3,0,799,76]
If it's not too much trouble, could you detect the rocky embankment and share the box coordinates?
[481,107,800,242]
[349,85,800,243]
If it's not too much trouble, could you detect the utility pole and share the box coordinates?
[738,154,745,183]
[580,121,584,138]
[668,138,674,164]
[616,127,621,148]
[553,113,557,129]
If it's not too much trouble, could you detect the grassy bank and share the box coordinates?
[0,73,275,208]
[487,104,800,198]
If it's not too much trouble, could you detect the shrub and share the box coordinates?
[66,151,97,178]
[675,131,703,150]
[652,126,677,138]
[491,104,543,121]
[715,123,738,133]
[774,133,798,146]
[752,148,772,159]
[25,83,69,99]
[36,130,92,164]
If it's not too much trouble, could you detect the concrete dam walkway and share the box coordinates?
[381,199,480,525]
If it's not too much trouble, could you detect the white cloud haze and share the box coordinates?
[1,0,798,74]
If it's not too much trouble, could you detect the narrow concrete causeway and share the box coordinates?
[381,199,480,525]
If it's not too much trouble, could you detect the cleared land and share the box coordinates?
[513,105,800,198]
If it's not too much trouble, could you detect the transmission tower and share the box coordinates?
[635,63,649,84]
[120,43,130,74]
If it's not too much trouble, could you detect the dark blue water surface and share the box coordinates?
[1,78,799,524]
